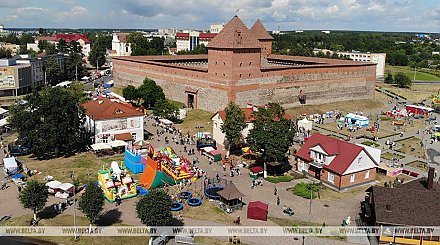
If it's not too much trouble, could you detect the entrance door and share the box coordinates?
[315,168,321,180]
[187,93,195,109]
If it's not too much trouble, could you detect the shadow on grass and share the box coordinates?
[96,209,122,226]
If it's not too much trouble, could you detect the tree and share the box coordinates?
[138,78,165,108]
[136,189,173,226]
[153,100,179,122]
[45,57,63,86]
[45,43,58,55]
[18,181,49,221]
[19,33,34,46]
[0,48,12,59]
[247,103,295,164]
[384,73,394,84]
[8,86,90,159]
[38,28,47,36]
[57,39,68,53]
[65,52,87,81]
[122,85,140,104]
[70,40,82,54]
[221,102,246,149]
[394,72,412,88]
[78,181,105,229]
[88,35,109,68]
[37,40,48,52]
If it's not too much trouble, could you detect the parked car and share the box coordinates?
[10,145,29,156]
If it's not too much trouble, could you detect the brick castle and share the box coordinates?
[113,16,376,112]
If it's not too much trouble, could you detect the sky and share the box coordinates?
[0,0,439,32]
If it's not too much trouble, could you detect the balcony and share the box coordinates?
[309,159,324,168]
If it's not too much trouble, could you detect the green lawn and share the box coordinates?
[386,65,440,81]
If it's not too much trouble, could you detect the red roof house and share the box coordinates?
[295,133,380,191]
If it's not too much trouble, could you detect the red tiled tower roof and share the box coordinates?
[207,15,261,49]
[250,19,274,40]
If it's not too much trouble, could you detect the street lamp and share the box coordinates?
[70,171,78,240]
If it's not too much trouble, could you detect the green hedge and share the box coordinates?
[292,182,319,199]
[265,175,294,183]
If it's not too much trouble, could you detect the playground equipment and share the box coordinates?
[178,191,193,200]
[187,197,202,206]
[125,145,194,190]
[170,202,184,212]
[97,161,137,203]
[205,186,224,200]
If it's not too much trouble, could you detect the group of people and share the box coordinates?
[53,199,71,214]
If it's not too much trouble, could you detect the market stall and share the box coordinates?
[297,118,312,132]
[3,157,19,176]
[247,201,268,221]
[345,113,369,127]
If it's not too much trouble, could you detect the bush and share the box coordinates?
[292,182,319,199]
[265,175,294,183]
[361,141,379,147]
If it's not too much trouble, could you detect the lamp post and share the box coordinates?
[70,171,77,240]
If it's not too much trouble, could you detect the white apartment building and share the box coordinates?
[176,31,216,52]
[338,51,386,79]
[210,24,224,34]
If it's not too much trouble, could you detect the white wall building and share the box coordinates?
[176,31,217,52]
[111,33,132,56]
[82,98,144,143]
[337,51,386,79]
[210,24,224,34]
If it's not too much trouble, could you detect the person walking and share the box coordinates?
[276,196,280,206]
[274,186,277,195]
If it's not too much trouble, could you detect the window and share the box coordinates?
[365,170,370,179]
[248,73,251,78]
[249,62,252,66]
[328,173,334,183]
[239,74,242,78]
[358,157,362,165]
[350,174,355,183]
[239,62,242,67]
[223,62,226,66]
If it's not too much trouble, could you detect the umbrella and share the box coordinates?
[242,147,252,154]
[134,140,148,146]
[435,132,440,137]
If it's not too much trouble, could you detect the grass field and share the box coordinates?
[0,214,148,245]
[386,65,440,81]
[395,136,425,159]
[407,160,429,171]
[381,152,405,160]
[20,152,125,184]
[177,200,233,224]
[110,86,124,96]
[380,83,439,102]
[174,109,213,136]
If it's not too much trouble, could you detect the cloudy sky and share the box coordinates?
[1,0,439,32]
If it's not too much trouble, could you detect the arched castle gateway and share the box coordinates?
[113,16,376,112]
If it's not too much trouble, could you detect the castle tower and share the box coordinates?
[207,16,262,85]
[250,19,274,58]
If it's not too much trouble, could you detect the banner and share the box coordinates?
[0,226,439,237]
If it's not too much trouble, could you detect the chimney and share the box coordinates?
[427,167,435,190]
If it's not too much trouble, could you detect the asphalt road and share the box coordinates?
[413,80,440,84]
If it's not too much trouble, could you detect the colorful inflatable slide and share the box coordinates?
[97,161,137,202]
[125,144,193,189]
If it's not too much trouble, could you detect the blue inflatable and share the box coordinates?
[170,202,183,211]
[178,191,193,200]
[187,197,202,206]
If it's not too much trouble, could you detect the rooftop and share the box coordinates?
[371,178,440,226]
[250,19,274,40]
[82,97,144,120]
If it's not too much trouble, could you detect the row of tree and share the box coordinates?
[384,72,413,88]
[19,180,172,228]
[126,33,167,56]
[273,31,440,69]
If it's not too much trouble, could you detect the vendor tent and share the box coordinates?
[297,118,312,131]
[250,166,264,174]
[345,113,369,127]
[158,118,173,127]
[108,140,128,148]
[247,201,268,221]
[90,143,112,151]
[3,157,18,176]
[46,180,62,189]
[0,117,9,127]
[81,76,89,80]
[58,183,74,193]
[208,150,222,162]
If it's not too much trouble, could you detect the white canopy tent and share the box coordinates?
[0,117,9,127]
[46,180,62,189]
[58,183,74,193]
[201,146,215,153]
[3,157,18,175]
[297,118,312,131]
[81,76,90,80]
[159,118,173,126]
[108,140,128,148]
[90,143,112,151]
[0,108,8,116]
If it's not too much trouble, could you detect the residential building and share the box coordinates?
[0,59,32,97]
[0,43,20,56]
[27,34,91,57]
[176,31,217,52]
[110,33,132,56]
[212,107,255,146]
[295,133,380,191]
[158,28,178,36]
[337,51,386,79]
[82,97,145,143]
[211,103,290,146]
[210,24,224,34]
[15,54,65,88]
[113,16,376,112]
[362,168,440,244]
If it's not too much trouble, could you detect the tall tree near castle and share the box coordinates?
[247,103,295,164]
[221,102,246,150]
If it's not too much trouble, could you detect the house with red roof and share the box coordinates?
[27,34,91,57]
[82,97,145,144]
[295,133,380,191]
[212,103,291,146]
